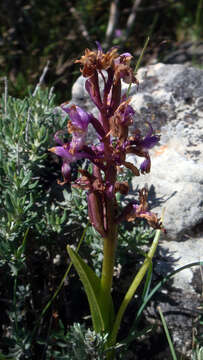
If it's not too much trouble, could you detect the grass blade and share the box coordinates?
[158,306,177,360]
[134,260,203,328]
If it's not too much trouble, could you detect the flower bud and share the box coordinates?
[87,191,107,237]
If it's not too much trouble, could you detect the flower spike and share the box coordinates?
[50,44,163,233]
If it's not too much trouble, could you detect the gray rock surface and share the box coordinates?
[128,63,203,241]
[131,142,203,240]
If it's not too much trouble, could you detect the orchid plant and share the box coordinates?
[49,43,164,359]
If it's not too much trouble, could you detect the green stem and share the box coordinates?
[100,232,117,298]
[100,194,118,307]
[126,35,150,97]
[100,225,117,360]
[195,0,203,39]
[109,229,161,348]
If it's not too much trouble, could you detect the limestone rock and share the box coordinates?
[127,63,203,240]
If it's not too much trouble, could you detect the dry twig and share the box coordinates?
[67,2,91,42]
[103,0,120,49]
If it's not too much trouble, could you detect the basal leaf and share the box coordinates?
[67,246,104,333]
[67,246,114,334]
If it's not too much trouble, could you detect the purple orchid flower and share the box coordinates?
[138,123,160,150]
[61,104,92,151]
[49,143,87,184]
[126,123,160,173]
[138,125,160,173]
[62,104,90,130]
[50,44,164,233]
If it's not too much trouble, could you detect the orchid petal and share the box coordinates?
[62,104,91,131]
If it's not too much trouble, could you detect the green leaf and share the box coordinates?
[133,260,203,328]
[5,191,15,214]
[60,210,67,224]
[141,261,153,302]
[67,246,104,333]
[67,246,114,334]
[109,229,161,348]
[28,180,38,189]
[20,171,32,188]
[158,306,178,360]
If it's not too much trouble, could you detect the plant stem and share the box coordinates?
[126,35,150,97]
[100,189,118,305]
[100,224,117,360]
[100,196,118,332]
[100,230,117,298]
